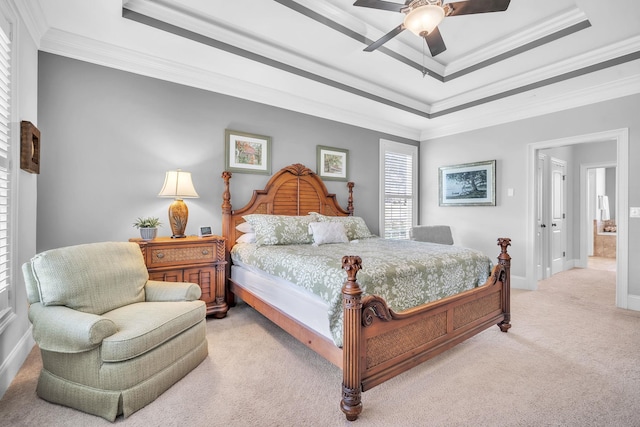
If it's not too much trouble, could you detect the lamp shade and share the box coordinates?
[404,4,445,36]
[158,169,199,200]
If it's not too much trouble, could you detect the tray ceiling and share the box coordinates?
[22,0,640,139]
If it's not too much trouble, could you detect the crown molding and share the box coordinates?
[420,72,640,140]
[12,0,48,48]
[432,35,640,113]
[444,7,589,75]
[38,28,421,140]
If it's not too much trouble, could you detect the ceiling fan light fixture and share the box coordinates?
[403,4,445,37]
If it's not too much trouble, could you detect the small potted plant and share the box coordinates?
[133,216,162,241]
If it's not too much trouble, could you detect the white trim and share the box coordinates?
[0,326,35,399]
[379,139,418,239]
[444,7,589,75]
[526,129,629,308]
[628,294,640,312]
[421,72,640,141]
[509,275,528,290]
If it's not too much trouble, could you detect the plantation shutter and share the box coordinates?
[380,140,417,239]
[0,15,11,323]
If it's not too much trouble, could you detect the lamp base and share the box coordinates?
[168,199,189,238]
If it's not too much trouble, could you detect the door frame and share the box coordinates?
[526,128,629,309]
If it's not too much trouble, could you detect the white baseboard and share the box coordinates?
[626,294,640,312]
[510,275,529,290]
[0,326,35,399]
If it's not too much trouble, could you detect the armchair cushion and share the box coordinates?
[145,280,202,302]
[29,242,148,314]
[101,300,206,362]
[28,303,117,353]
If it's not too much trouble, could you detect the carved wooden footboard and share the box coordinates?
[221,164,512,421]
[340,239,511,421]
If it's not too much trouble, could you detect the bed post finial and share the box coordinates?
[497,238,512,332]
[347,182,354,216]
[341,255,363,421]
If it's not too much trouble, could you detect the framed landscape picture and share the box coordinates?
[225,129,271,175]
[317,145,348,181]
[439,160,496,206]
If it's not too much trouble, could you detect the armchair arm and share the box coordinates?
[28,303,117,353]
[145,280,202,302]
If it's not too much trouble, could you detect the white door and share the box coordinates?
[535,154,548,280]
[550,158,567,275]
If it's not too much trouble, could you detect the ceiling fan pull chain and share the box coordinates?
[422,38,428,78]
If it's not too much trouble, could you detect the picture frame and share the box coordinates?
[439,160,496,206]
[198,226,213,237]
[225,129,271,175]
[20,121,40,174]
[316,145,348,181]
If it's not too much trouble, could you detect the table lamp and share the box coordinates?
[158,169,199,238]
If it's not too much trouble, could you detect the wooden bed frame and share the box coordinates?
[222,163,511,421]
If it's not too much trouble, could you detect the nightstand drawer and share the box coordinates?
[148,243,215,267]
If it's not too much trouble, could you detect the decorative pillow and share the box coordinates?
[236,233,256,244]
[243,214,314,246]
[308,222,349,246]
[310,213,374,240]
[236,222,254,233]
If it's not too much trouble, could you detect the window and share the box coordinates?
[379,139,418,239]
[0,12,12,332]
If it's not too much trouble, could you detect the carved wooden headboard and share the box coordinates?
[221,163,354,256]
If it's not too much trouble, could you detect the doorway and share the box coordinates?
[584,164,617,271]
[526,128,629,309]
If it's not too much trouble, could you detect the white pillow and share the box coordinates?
[236,233,256,244]
[236,222,254,233]
[308,222,349,246]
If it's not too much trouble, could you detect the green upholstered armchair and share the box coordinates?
[21,241,209,421]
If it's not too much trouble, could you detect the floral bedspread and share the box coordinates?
[231,237,492,347]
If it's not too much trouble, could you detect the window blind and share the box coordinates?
[380,140,417,240]
[0,16,11,323]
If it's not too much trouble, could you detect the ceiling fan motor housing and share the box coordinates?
[403,0,448,37]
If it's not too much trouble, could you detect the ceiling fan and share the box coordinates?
[354,0,511,57]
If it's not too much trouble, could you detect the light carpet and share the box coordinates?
[1,267,639,426]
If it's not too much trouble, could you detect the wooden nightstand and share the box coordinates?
[130,235,228,318]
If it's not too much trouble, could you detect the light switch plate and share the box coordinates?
[630,207,640,218]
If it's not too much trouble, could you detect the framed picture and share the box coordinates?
[316,145,348,181]
[20,121,40,174]
[439,160,496,206]
[225,129,271,175]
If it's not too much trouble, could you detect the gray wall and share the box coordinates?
[37,53,417,252]
[420,94,640,295]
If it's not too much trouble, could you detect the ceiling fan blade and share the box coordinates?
[364,24,405,52]
[425,26,447,56]
[353,0,406,13]
[446,0,511,16]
